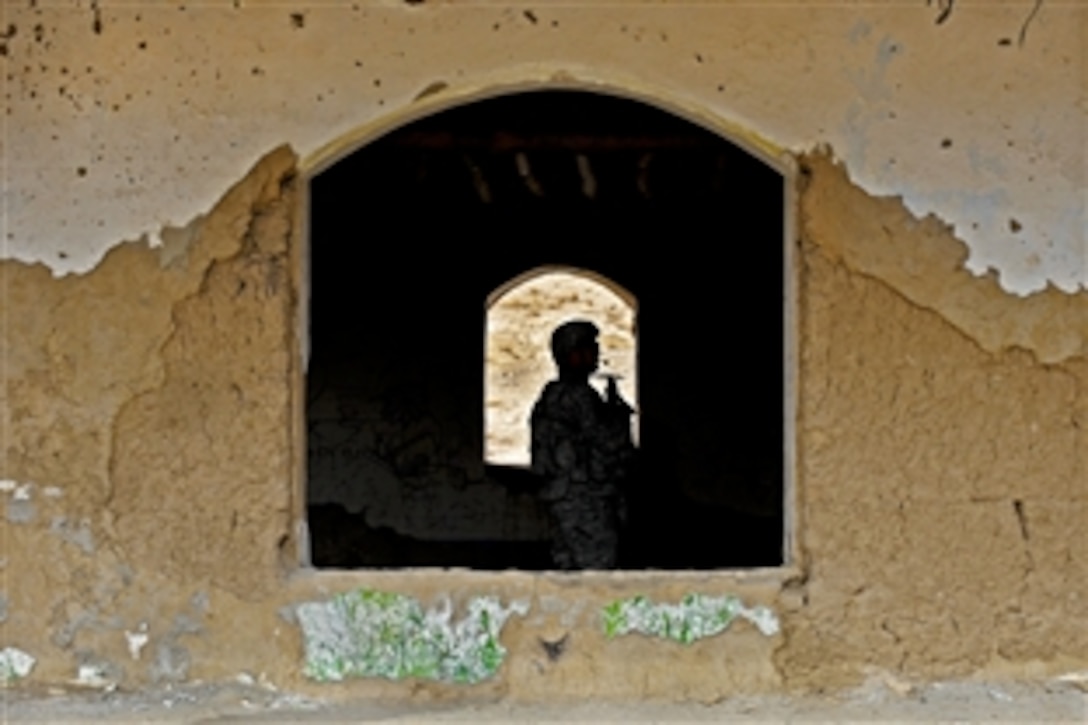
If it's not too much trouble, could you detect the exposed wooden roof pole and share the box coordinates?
[383,131,718,151]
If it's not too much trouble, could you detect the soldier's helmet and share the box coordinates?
[550,320,599,364]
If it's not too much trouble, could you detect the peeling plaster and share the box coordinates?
[49,516,96,554]
[125,624,149,661]
[50,606,113,651]
[603,594,780,644]
[74,653,122,687]
[296,589,529,684]
[150,642,190,684]
[4,4,1083,294]
[277,605,298,625]
[12,483,32,501]
[800,152,1088,364]
[5,499,36,524]
[2,482,39,522]
[148,601,208,685]
[143,599,208,684]
[74,658,121,690]
[0,648,36,681]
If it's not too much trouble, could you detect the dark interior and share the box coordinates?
[307,91,785,570]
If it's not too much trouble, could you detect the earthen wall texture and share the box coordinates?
[2,146,1083,697]
[783,155,1086,689]
[2,149,302,685]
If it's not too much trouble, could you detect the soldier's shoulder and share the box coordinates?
[552,380,600,403]
[533,380,590,416]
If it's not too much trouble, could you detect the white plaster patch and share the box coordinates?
[125,624,150,661]
[603,594,780,643]
[296,589,529,683]
[75,663,117,689]
[2,482,37,523]
[43,486,64,498]
[1055,670,1088,692]
[0,647,37,681]
[741,604,781,636]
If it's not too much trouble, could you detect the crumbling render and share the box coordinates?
[107,146,300,600]
[296,589,529,683]
[799,152,1086,364]
[602,594,779,643]
[0,647,36,681]
[1,146,302,687]
[0,141,1082,695]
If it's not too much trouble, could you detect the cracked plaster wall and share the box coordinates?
[1,0,1086,700]
[3,2,1085,294]
[778,155,1086,689]
[3,147,302,686]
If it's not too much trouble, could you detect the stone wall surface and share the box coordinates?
[2,0,1085,701]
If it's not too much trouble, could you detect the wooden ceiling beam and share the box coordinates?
[382,130,720,152]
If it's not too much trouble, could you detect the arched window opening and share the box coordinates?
[485,266,639,468]
[305,90,788,571]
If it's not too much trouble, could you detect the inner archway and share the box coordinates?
[485,266,639,468]
[305,90,786,570]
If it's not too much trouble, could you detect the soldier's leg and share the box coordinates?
[547,499,577,570]
[551,495,618,570]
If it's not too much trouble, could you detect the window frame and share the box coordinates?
[289,85,801,579]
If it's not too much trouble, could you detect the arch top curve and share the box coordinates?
[299,73,794,180]
[486,265,637,311]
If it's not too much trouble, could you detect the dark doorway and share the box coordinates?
[307,91,785,570]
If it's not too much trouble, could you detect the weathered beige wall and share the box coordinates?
[4,1,1084,295]
[784,155,1086,689]
[3,145,1083,698]
[2,148,302,685]
[1,0,1085,700]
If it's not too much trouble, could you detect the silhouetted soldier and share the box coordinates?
[530,320,635,569]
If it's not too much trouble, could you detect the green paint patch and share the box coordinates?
[296,589,528,684]
[603,594,779,644]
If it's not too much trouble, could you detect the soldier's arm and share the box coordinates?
[533,386,593,482]
[571,387,633,456]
